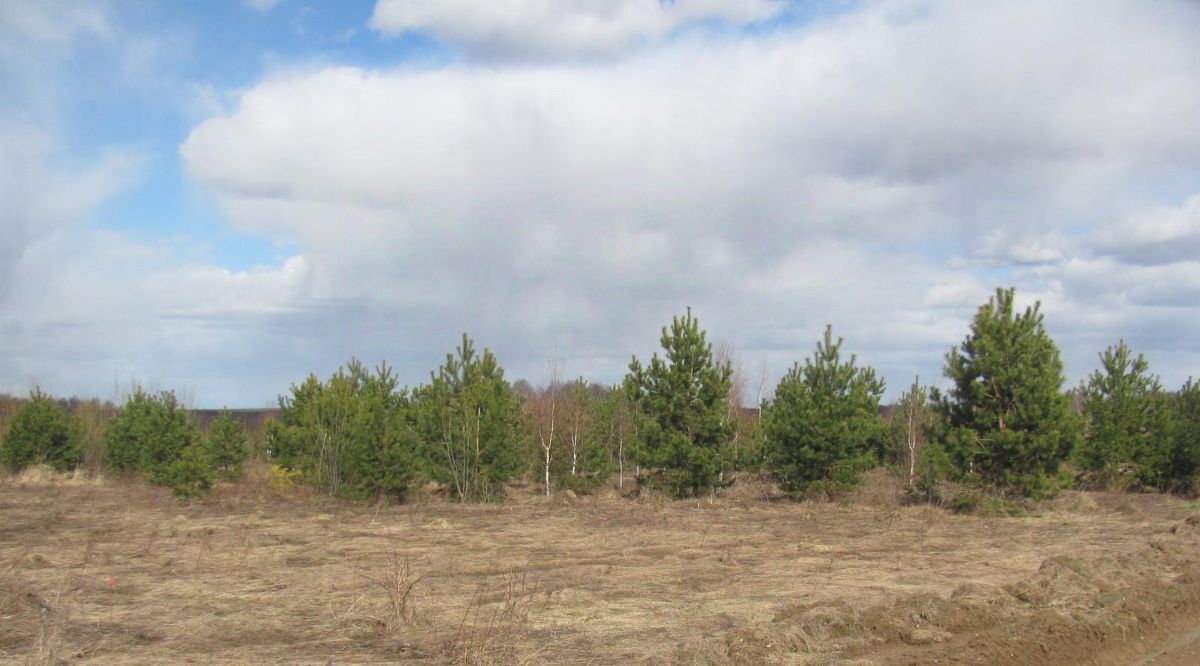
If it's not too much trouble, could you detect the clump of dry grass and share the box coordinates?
[847,468,906,509]
[359,548,424,633]
[440,570,538,665]
[5,465,101,488]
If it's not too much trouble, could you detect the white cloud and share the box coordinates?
[0,0,112,46]
[369,0,786,61]
[1093,195,1200,266]
[243,0,284,14]
[0,126,143,298]
[176,0,1200,398]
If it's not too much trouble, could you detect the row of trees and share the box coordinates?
[256,289,1200,501]
[3,287,1198,501]
[0,389,248,498]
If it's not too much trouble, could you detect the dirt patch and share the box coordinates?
[2,473,1199,663]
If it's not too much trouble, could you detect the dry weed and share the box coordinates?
[359,548,424,633]
[442,570,538,665]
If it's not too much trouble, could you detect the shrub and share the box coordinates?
[0,390,82,473]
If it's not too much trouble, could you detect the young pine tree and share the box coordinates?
[762,326,887,496]
[204,410,249,478]
[104,389,201,484]
[932,287,1080,496]
[410,334,524,501]
[625,308,734,497]
[1169,379,1200,491]
[1076,341,1173,489]
[268,360,420,499]
[0,389,83,473]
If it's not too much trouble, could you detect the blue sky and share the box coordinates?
[3,0,1200,407]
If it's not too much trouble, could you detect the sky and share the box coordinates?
[2,0,1200,408]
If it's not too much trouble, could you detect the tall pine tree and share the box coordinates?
[625,308,733,497]
[933,287,1079,496]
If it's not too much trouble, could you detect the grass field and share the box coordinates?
[3,466,1200,664]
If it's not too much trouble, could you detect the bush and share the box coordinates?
[0,390,82,473]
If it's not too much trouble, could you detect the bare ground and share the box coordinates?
[3,467,1200,665]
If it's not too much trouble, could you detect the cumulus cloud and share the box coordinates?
[368,0,786,61]
[0,126,143,298]
[1092,195,1200,266]
[173,0,1200,399]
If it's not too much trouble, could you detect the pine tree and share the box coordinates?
[204,410,249,478]
[0,389,82,473]
[1169,378,1200,491]
[410,334,524,501]
[267,360,420,499]
[162,442,213,500]
[933,287,1079,496]
[105,389,200,484]
[1075,341,1173,488]
[762,326,887,496]
[625,308,734,497]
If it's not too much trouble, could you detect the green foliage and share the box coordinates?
[410,334,525,501]
[0,389,83,473]
[104,389,200,485]
[1075,341,1173,488]
[946,491,1028,517]
[933,287,1080,496]
[268,359,420,499]
[162,443,213,500]
[1170,379,1200,491]
[624,308,734,497]
[762,326,888,496]
[204,411,249,478]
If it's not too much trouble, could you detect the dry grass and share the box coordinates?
[2,469,1199,664]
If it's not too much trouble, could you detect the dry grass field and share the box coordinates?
[3,465,1200,665]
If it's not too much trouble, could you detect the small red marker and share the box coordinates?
[107,576,117,589]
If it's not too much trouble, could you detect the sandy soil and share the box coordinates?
[2,468,1199,664]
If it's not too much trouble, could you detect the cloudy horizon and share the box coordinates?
[2,0,1199,407]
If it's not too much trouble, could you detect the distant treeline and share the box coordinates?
[2,287,1198,501]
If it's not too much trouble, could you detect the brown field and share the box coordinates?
[3,466,1200,665]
